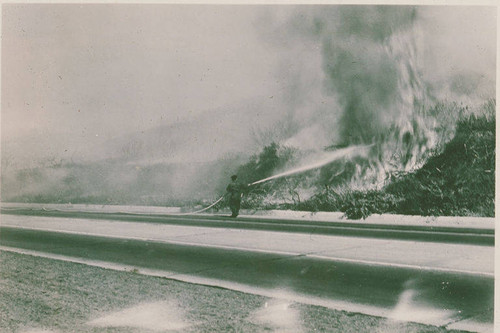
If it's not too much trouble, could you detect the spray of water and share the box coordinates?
[249,145,370,186]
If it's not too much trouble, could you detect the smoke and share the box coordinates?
[256,5,495,186]
[419,6,496,103]
[256,7,421,148]
[320,7,425,145]
[2,5,495,203]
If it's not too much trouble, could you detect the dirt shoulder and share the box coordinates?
[0,251,467,333]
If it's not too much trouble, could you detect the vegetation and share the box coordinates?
[385,113,495,217]
[234,142,298,185]
[237,101,495,219]
[1,251,456,333]
[290,189,402,220]
[2,100,495,219]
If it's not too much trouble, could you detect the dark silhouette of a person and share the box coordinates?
[226,175,246,217]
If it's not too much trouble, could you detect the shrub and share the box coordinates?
[385,111,495,217]
[236,142,297,185]
[245,102,495,219]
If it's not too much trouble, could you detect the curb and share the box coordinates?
[1,202,495,232]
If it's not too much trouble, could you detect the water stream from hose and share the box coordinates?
[249,145,370,186]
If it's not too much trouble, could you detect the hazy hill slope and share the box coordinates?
[1,97,285,204]
[385,114,495,217]
[102,98,286,165]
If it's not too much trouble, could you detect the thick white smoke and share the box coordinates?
[256,5,495,186]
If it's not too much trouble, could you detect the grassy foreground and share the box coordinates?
[0,251,466,333]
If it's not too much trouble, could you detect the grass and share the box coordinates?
[0,251,466,333]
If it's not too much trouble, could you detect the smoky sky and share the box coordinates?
[1,4,496,167]
[2,5,281,146]
[254,5,496,150]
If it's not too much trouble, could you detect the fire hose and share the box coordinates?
[184,145,370,214]
[179,180,259,215]
[1,145,369,216]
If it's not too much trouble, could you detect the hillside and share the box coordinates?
[1,97,284,204]
[235,102,495,219]
[385,113,495,217]
[3,100,495,220]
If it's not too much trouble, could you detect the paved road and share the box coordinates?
[2,207,494,245]
[0,212,494,331]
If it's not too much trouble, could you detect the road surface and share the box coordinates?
[0,209,495,332]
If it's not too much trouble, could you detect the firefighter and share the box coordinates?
[226,175,247,217]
